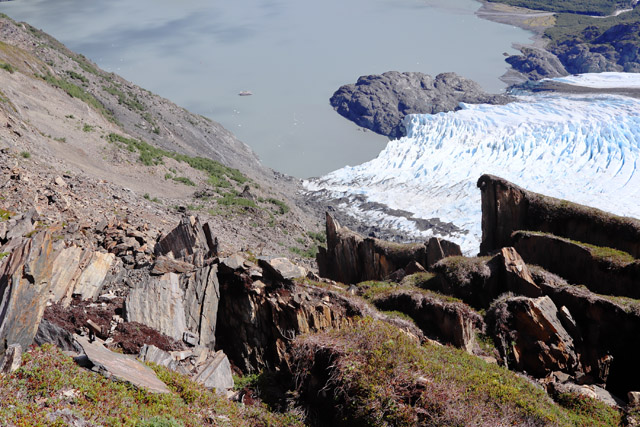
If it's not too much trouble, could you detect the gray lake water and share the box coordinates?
[0,0,532,178]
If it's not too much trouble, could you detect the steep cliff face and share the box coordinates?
[477,174,640,257]
[317,213,461,284]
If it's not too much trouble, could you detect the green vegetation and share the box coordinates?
[20,151,31,159]
[40,73,117,123]
[306,231,326,244]
[217,192,257,208]
[54,136,67,143]
[546,7,640,43]
[0,208,13,221]
[0,252,9,260]
[292,318,622,426]
[67,70,88,83]
[143,193,160,203]
[0,61,15,73]
[266,198,289,215]
[288,245,318,258]
[82,124,94,132]
[0,345,302,426]
[172,176,196,187]
[104,85,146,112]
[106,133,247,188]
[488,0,632,16]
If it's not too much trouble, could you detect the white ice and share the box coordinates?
[304,87,640,255]
[544,71,640,89]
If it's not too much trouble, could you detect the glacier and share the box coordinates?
[304,73,640,254]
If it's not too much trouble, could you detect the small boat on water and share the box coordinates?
[238,90,253,96]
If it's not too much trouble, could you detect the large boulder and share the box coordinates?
[330,72,514,138]
[506,47,568,81]
[487,295,580,377]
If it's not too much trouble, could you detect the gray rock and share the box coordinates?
[75,335,170,393]
[125,273,188,340]
[330,71,514,138]
[629,391,640,406]
[34,319,83,353]
[220,253,247,271]
[183,331,199,347]
[182,264,220,349]
[0,343,22,373]
[505,47,568,81]
[154,216,217,266]
[259,257,307,282]
[138,344,175,368]
[193,350,234,393]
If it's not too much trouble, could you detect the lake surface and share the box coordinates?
[0,0,532,177]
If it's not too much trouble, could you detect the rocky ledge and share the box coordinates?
[329,71,514,139]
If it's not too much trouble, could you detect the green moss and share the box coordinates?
[172,176,196,187]
[0,208,12,221]
[20,151,31,159]
[0,252,9,260]
[67,70,88,83]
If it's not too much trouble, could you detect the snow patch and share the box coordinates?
[544,72,640,89]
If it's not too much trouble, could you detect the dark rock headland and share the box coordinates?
[329,71,514,139]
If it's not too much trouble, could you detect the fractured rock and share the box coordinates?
[487,295,579,377]
[75,335,170,393]
[498,247,542,298]
[125,273,188,340]
[34,319,82,353]
[154,216,217,265]
[193,350,234,393]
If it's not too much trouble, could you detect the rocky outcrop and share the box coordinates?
[513,231,640,298]
[532,269,640,397]
[487,295,580,377]
[428,248,540,309]
[317,213,461,284]
[550,23,640,74]
[330,72,514,138]
[372,289,482,352]
[125,218,220,349]
[505,47,569,81]
[477,174,640,257]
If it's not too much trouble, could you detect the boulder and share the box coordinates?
[138,344,175,369]
[34,319,82,353]
[330,71,513,138]
[505,46,568,81]
[259,257,307,282]
[487,295,579,377]
[498,247,542,298]
[75,335,170,393]
[192,350,234,393]
[426,237,462,268]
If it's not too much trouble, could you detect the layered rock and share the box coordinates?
[317,213,461,284]
[487,295,580,377]
[330,72,514,138]
[372,289,482,352]
[477,174,640,257]
[513,231,640,298]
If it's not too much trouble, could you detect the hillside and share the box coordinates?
[1,12,639,427]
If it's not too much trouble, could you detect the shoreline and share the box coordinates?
[474,1,554,49]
